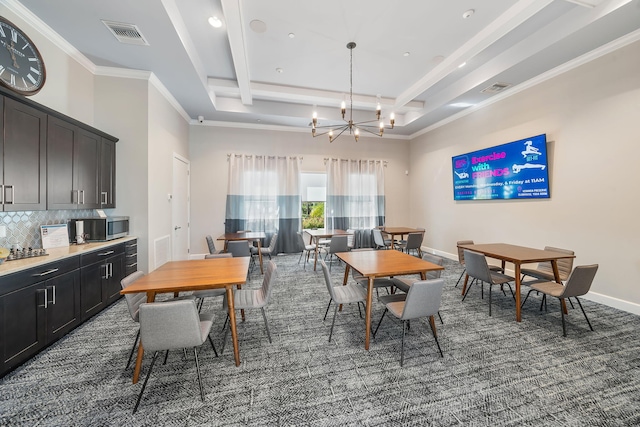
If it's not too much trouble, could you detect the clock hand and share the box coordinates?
[9,42,18,68]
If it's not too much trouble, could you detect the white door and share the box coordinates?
[172,154,190,261]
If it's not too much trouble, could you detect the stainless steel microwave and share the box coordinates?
[68,216,129,242]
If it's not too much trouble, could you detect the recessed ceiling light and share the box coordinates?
[403,52,410,57]
[208,16,222,28]
[462,9,475,19]
[458,62,467,68]
[288,33,295,39]
[250,19,267,33]
[276,68,284,73]
[433,55,445,64]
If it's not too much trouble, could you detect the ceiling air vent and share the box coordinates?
[481,82,511,94]
[102,20,149,46]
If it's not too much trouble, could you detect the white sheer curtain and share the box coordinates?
[325,158,385,248]
[225,154,301,253]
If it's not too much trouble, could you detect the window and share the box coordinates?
[301,173,326,229]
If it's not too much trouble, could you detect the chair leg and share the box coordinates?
[373,308,388,337]
[429,315,444,358]
[329,305,338,342]
[298,251,303,264]
[357,301,363,319]
[489,284,492,316]
[455,268,466,287]
[126,328,140,370]
[220,315,230,355]
[521,289,535,308]
[323,299,332,321]
[163,350,170,365]
[461,278,476,301]
[437,311,443,325]
[133,350,159,414]
[193,347,205,402]
[567,296,575,309]
[261,307,272,343]
[575,297,594,331]
[207,334,219,357]
[400,320,406,367]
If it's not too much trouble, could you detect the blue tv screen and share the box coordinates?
[452,134,550,200]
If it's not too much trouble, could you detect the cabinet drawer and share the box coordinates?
[80,243,125,267]
[124,239,137,255]
[0,256,79,297]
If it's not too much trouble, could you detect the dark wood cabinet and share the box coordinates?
[1,96,47,211]
[46,116,78,210]
[76,128,101,209]
[0,257,79,375]
[100,138,116,208]
[80,243,125,321]
[124,239,138,277]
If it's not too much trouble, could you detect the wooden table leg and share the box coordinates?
[365,276,373,350]
[132,291,157,384]
[313,238,320,271]
[226,286,241,366]
[461,274,469,296]
[257,240,264,274]
[514,263,522,322]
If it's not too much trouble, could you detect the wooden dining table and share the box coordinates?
[305,229,352,271]
[457,243,576,322]
[379,227,423,249]
[120,257,250,384]
[218,231,267,273]
[337,249,444,350]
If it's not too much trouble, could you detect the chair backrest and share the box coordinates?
[296,232,307,251]
[204,253,232,259]
[422,253,445,280]
[559,264,598,298]
[401,278,445,320]
[319,260,337,300]
[267,233,278,252]
[205,235,216,254]
[258,260,278,304]
[227,240,250,257]
[139,299,204,352]
[463,250,494,284]
[405,232,424,250]
[372,229,386,248]
[346,229,355,248]
[536,246,575,281]
[329,235,348,254]
[457,240,474,264]
[350,248,373,280]
[121,270,146,322]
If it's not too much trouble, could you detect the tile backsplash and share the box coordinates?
[0,210,95,249]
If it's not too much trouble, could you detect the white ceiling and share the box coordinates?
[10,0,640,138]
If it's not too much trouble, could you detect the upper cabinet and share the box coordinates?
[99,138,116,209]
[0,97,47,211]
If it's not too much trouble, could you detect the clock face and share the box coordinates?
[0,17,46,96]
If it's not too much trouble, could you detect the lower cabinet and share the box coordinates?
[80,244,125,321]
[0,257,80,375]
[0,240,129,377]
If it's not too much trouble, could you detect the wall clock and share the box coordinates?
[0,16,46,96]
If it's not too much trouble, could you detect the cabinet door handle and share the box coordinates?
[109,262,113,278]
[126,243,138,248]
[126,253,137,258]
[0,184,4,204]
[47,285,56,305]
[42,288,48,309]
[32,268,59,277]
[102,264,109,279]
[98,250,115,256]
[126,262,138,268]
[101,191,108,205]
[81,190,85,204]
[5,185,14,204]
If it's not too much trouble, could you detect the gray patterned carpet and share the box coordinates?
[2,253,640,426]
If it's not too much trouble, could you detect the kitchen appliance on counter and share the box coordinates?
[68,216,129,242]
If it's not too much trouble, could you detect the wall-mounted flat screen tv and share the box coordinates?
[452,134,550,200]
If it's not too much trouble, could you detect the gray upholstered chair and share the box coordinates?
[191,253,233,311]
[463,250,515,316]
[222,260,277,348]
[456,240,503,288]
[326,234,348,271]
[320,260,367,342]
[296,232,315,269]
[374,278,445,366]
[120,270,146,370]
[206,235,221,254]
[133,299,216,413]
[372,228,390,250]
[227,240,254,272]
[520,246,575,283]
[250,232,278,259]
[346,228,355,250]
[521,264,598,336]
[397,232,424,257]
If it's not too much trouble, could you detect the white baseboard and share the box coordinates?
[421,246,640,316]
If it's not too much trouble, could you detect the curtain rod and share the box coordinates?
[323,158,388,166]
[227,154,303,161]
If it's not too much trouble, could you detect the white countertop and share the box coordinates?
[0,236,137,277]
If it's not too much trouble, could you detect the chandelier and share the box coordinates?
[311,42,394,143]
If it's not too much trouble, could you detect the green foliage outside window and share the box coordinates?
[302,201,324,229]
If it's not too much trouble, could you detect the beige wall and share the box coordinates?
[188,127,411,254]
[410,40,640,313]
